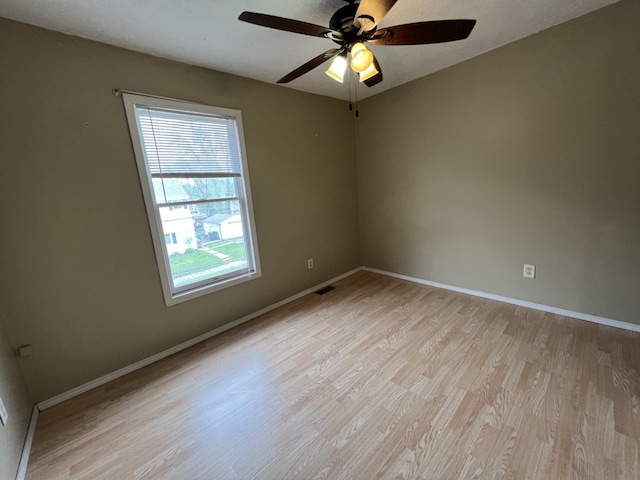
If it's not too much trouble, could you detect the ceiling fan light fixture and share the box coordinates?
[350,42,374,73]
[359,62,379,83]
[325,54,348,83]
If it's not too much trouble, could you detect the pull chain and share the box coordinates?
[354,74,359,118]
[347,66,359,118]
[348,70,353,112]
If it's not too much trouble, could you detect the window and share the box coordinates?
[164,232,179,245]
[123,93,261,305]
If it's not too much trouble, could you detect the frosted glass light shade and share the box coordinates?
[350,43,374,73]
[359,62,379,82]
[325,55,348,83]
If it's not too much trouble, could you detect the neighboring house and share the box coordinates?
[203,213,244,241]
[152,179,197,255]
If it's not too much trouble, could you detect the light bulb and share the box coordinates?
[350,43,374,73]
[325,55,347,83]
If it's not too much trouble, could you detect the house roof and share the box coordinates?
[203,214,238,226]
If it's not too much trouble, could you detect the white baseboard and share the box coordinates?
[37,267,362,411]
[15,405,39,480]
[363,266,640,333]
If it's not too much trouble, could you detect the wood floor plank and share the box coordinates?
[26,271,640,479]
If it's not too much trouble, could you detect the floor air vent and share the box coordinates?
[315,285,335,295]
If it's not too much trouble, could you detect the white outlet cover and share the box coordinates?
[523,264,536,279]
[0,397,8,426]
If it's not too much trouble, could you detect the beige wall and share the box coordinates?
[0,311,33,480]
[357,0,640,324]
[0,18,360,402]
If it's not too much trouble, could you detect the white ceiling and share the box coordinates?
[0,0,619,101]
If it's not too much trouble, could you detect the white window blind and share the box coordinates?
[135,107,243,177]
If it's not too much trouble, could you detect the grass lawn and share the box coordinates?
[169,240,246,276]
[211,241,246,259]
[169,249,224,275]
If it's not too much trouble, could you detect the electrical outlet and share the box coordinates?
[0,397,8,426]
[523,264,536,279]
[307,258,314,269]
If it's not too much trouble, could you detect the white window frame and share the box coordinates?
[122,93,261,306]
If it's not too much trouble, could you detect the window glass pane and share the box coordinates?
[152,178,237,204]
[158,200,248,289]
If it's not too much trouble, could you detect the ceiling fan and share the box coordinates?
[239,0,476,87]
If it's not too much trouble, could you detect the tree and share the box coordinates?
[180,178,236,217]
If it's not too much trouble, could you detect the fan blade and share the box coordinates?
[369,19,476,46]
[355,0,398,32]
[277,49,342,84]
[239,12,340,38]
[363,56,383,87]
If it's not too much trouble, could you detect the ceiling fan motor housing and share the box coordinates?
[329,3,371,47]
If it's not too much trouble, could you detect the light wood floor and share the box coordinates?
[26,271,640,479]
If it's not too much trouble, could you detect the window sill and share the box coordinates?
[165,270,262,306]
